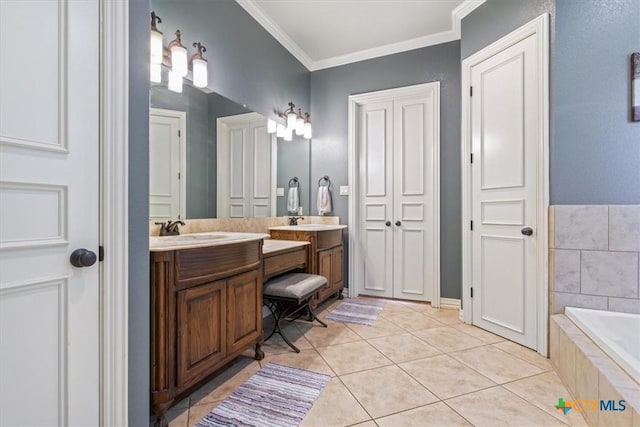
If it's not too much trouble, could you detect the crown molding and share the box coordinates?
[235,0,313,69]
[310,30,459,71]
[236,0,485,72]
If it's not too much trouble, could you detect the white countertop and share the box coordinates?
[262,239,310,255]
[269,224,347,232]
[149,232,269,252]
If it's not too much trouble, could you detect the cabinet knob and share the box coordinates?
[395,221,402,227]
[385,221,391,227]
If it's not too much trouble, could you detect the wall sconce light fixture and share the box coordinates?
[267,101,312,140]
[149,11,209,92]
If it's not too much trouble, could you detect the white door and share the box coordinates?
[150,109,185,220]
[356,83,440,302]
[217,113,273,218]
[0,0,100,425]
[471,34,539,348]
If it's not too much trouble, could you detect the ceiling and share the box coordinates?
[236,0,485,71]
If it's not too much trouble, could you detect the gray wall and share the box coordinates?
[310,41,462,298]
[553,0,640,203]
[128,0,150,425]
[277,139,311,216]
[151,0,310,120]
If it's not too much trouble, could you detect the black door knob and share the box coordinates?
[395,221,402,226]
[521,227,534,236]
[70,248,97,268]
[385,221,391,227]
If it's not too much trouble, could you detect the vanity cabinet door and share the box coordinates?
[227,269,262,354]
[317,249,334,301]
[331,245,344,293]
[176,281,227,388]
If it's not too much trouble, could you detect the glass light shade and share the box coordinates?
[286,112,297,129]
[168,70,183,93]
[284,126,293,141]
[192,58,208,88]
[267,119,277,133]
[276,123,285,138]
[170,45,188,77]
[150,30,164,65]
[295,117,305,135]
[303,122,312,139]
[150,63,162,83]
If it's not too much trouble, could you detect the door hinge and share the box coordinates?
[470,86,473,96]
[98,245,104,262]
[470,287,474,298]
[470,153,474,163]
[470,220,473,231]
[178,172,181,180]
[178,129,181,137]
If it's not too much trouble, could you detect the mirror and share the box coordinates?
[149,77,310,220]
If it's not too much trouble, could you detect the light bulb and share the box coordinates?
[150,63,162,83]
[192,57,208,88]
[284,126,293,141]
[168,70,183,93]
[304,122,312,139]
[287,111,297,128]
[150,30,164,65]
[295,116,305,135]
[267,119,277,133]
[171,45,188,77]
[276,123,285,138]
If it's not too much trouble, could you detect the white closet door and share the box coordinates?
[250,121,271,217]
[471,34,539,348]
[358,101,394,298]
[149,112,182,219]
[0,1,100,425]
[392,93,438,302]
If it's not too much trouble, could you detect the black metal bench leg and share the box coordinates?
[263,299,301,353]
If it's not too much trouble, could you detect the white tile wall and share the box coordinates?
[550,205,640,314]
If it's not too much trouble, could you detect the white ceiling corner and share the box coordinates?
[236,0,486,71]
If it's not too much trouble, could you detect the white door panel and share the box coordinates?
[0,1,100,425]
[150,112,183,219]
[471,34,538,348]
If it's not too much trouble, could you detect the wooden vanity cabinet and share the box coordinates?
[269,228,344,304]
[150,240,264,421]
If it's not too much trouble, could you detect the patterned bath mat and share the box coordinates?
[196,363,330,427]
[326,298,386,326]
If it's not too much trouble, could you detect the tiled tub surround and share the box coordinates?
[550,205,640,314]
[550,314,640,426]
[149,216,340,236]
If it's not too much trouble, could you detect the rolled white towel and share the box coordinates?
[287,187,299,213]
[317,186,332,216]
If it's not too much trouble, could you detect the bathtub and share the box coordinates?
[565,307,640,384]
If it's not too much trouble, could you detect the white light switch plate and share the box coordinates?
[339,185,349,196]
[276,187,285,196]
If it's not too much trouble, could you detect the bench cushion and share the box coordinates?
[263,273,327,302]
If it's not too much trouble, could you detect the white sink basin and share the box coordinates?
[150,232,270,251]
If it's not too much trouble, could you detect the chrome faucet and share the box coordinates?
[288,216,304,226]
[155,220,186,236]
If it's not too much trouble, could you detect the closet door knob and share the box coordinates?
[385,221,391,227]
[395,221,401,226]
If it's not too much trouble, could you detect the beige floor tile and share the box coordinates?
[316,340,392,375]
[491,340,553,371]
[450,345,543,384]
[189,358,260,405]
[446,386,566,426]
[451,323,506,344]
[188,402,221,427]
[297,321,363,347]
[423,308,462,325]
[385,311,447,331]
[346,317,404,339]
[350,422,378,427]
[399,354,495,399]
[300,377,371,427]
[412,327,486,352]
[341,365,438,418]
[161,407,189,427]
[367,332,441,363]
[503,371,589,426]
[260,348,336,376]
[261,322,313,355]
[375,402,472,427]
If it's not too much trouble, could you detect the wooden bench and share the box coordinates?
[263,273,328,352]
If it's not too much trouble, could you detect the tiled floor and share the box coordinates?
[158,298,588,427]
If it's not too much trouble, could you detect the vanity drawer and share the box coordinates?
[317,229,342,251]
[263,246,307,280]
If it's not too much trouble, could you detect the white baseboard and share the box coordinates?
[440,298,461,310]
